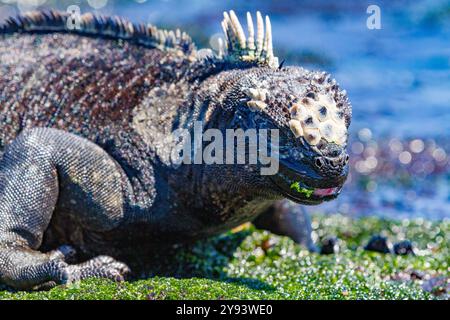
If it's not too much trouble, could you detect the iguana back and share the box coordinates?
[0,11,196,158]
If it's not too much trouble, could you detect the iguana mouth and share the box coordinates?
[270,172,342,204]
[269,159,347,204]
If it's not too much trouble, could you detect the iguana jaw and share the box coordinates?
[270,174,342,205]
[269,160,347,205]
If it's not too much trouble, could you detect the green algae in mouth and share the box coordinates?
[290,181,314,198]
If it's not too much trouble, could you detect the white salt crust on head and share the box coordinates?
[244,86,347,146]
[289,94,347,146]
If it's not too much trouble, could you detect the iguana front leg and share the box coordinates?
[0,128,131,289]
[253,200,317,252]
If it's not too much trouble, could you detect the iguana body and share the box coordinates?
[0,11,351,289]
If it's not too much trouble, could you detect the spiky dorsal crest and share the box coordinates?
[2,10,280,69]
[219,10,279,69]
[0,10,196,56]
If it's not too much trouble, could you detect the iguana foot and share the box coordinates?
[0,245,130,290]
[254,200,318,252]
[64,256,131,284]
[48,246,131,283]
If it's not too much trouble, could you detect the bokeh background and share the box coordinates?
[1,0,449,220]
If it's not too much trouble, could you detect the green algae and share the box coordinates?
[0,214,447,300]
[290,182,314,198]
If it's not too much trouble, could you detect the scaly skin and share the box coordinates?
[0,11,351,289]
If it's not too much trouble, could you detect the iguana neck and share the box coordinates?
[174,70,282,221]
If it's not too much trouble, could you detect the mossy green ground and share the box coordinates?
[0,214,448,300]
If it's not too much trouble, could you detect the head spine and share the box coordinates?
[220,10,279,69]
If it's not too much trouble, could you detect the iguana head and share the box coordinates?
[207,11,351,205]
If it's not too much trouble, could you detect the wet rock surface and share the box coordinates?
[393,240,415,255]
[364,235,393,254]
[320,236,340,255]
[422,276,449,298]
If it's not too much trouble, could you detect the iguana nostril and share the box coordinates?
[315,158,323,168]
[313,149,348,175]
[333,158,340,167]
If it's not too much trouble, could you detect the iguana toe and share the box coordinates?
[63,256,131,284]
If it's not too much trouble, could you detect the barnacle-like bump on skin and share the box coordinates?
[289,119,303,138]
[246,87,268,101]
[288,92,347,146]
[245,87,268,111]
[318,121,334,141]
[303,127,321,146]
[334,126,348,145]
[314,104,329,122]
[301,114,319,129]
[289,103,299,117]
[247,100,267,111]
[221,10,279,69]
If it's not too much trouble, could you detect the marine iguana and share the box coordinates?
[0,10,351,289]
